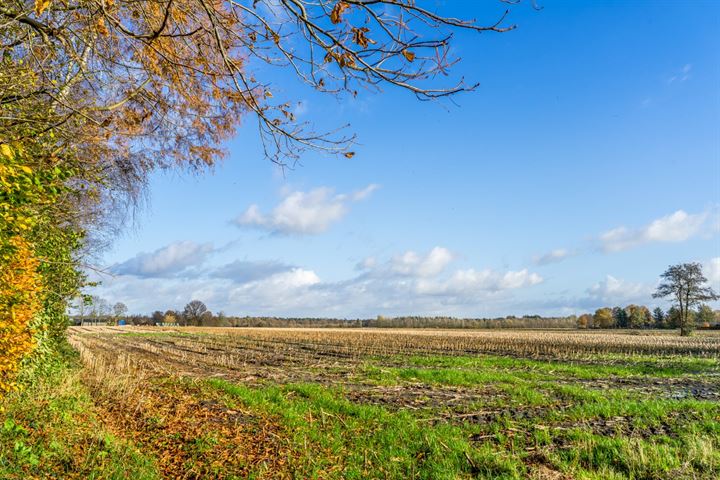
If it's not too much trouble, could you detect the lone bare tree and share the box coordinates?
[183,300,209,326]
[112,302,128,324]
[653,263,718,336]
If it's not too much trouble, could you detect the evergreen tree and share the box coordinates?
[612,307,629,328]
[652,307,666,328]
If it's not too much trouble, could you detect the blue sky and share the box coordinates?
[90,1,720,317]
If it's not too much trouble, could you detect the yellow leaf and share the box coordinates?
[344,151,355,159]
[20,166,32,174]
[35,0,51,15]
[0,144,12,159]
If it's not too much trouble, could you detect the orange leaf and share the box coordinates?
[402,49,415,62]
[35,0,51,15]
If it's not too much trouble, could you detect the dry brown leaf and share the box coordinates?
[330,2,349,24]
[96,16,109,36]
[351,27,373,48]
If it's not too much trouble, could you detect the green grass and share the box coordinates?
[391,354,720,379]
[200,349,720,480]
[8,332,718,479]
[207,379,510,479]
[204,376,720,479]
[0,346,160,480]
[550,431,719,479]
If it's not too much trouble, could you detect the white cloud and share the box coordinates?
[94,246,543,317]
[585,275,653,305]
[259,268,320,289]
[351,184,380,201]
[235,184,379,234]
[600,210,709,252]
[388,247,454,277]
[226,268,322,311]
[111,241,214,277]
[705,257,720,287]
[500,269,544,289]
[534,248,573,265]
[417,268,543,296]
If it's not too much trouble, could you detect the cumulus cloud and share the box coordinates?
[600,210,709,252]
[357,246,542,304]
[111,241,214,277]
[534,248,573,265]
[95,245,543,317]
[209,260,295,283]
[585,275,653,305]
[417,268,543,296]
[226,268,322,311]
[388,247,454,277]
[238,268,319,291]
[705,257,720,287]
[234,184,379,234]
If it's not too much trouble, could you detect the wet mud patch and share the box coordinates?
[344,383,493,411]
[573,376,720,400]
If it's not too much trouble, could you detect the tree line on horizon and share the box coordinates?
[577,304,719,331]
[73,298,581,329]
[74,296,719,331]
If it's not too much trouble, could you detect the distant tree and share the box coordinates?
[612,307,629,328]
[625,305,652,329]
[214,311,231,328]
[652,307,666,328]
[151,311,165,325]
[697,305,715,328]
[593,308,615,329]
[183,300,209,327]
[111,302,128,325]
[198,311,214,326]
[71,295,92,325]
[577,313,593,329]
[666,306,682,329]
[163,310,179,325]
[653,263,719,336]
[129,314,153,326]
[90,296,110,320]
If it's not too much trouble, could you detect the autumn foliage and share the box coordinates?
[0,141,84,396]
[0,237,41,396]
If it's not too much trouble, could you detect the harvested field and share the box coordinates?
[66,327,720,479]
